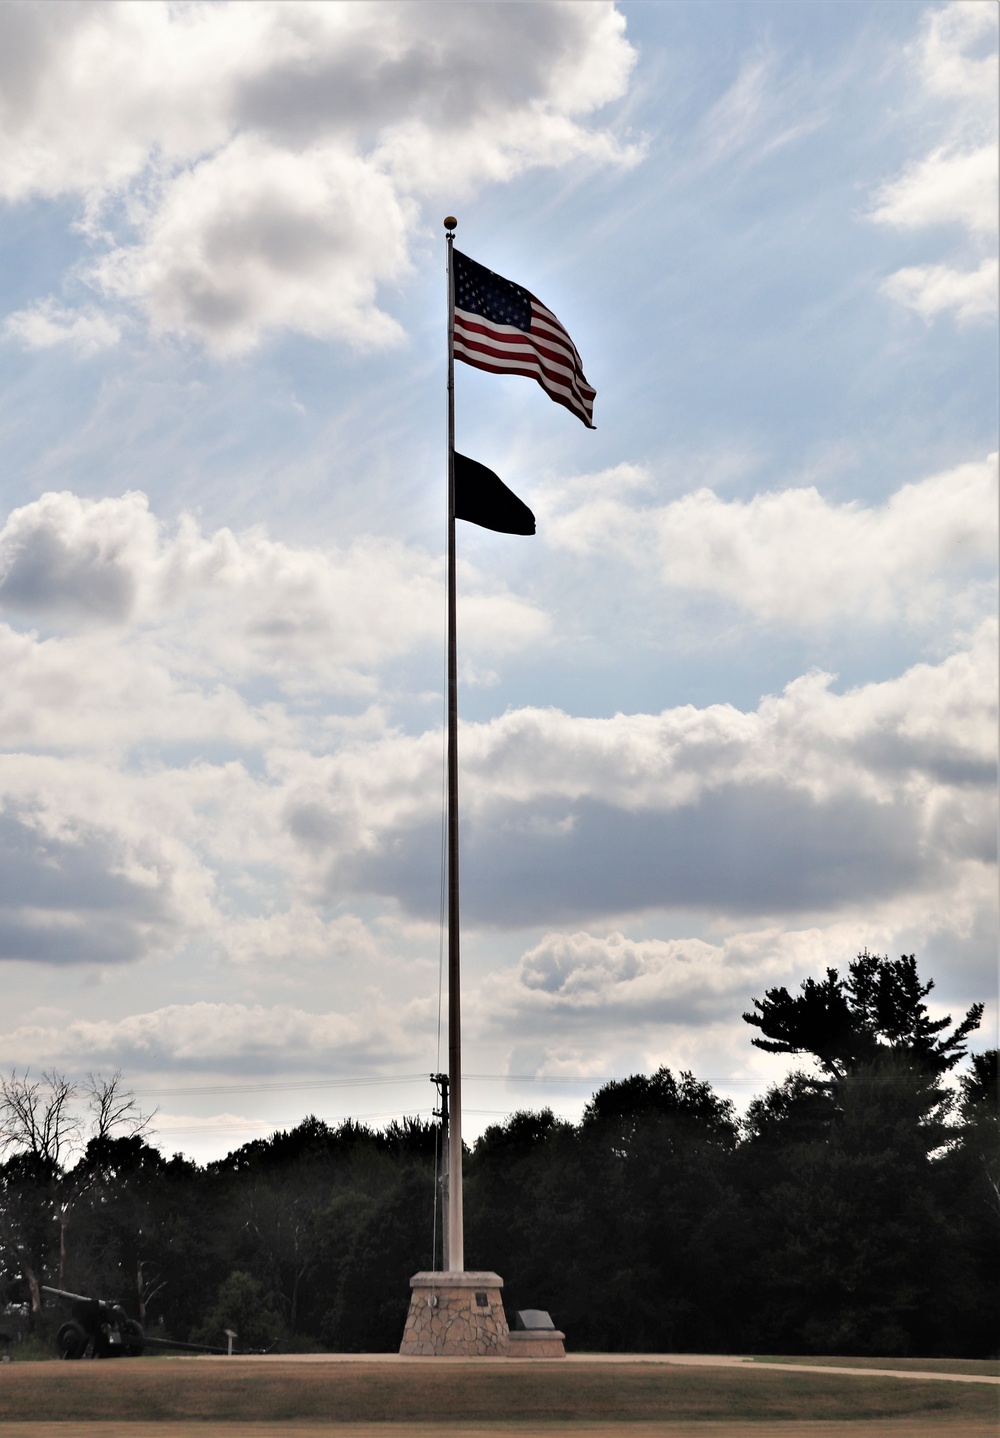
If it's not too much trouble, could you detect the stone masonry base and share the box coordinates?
[399,1271,508,1356]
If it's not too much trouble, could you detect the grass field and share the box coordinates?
[0,1424,996,1438]
[0,1357,995,1433]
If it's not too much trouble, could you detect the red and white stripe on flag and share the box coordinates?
[454,297,596,429]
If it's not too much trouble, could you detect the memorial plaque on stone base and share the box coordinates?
[506,1307,566,1358]
[505,1328,566,1357]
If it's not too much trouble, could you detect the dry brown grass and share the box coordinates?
[0,1357,994,1430]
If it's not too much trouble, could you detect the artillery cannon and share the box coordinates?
[41,1287,275,1360]
[42,1287,145,1360]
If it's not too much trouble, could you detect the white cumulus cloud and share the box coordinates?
[0,490,549,698]
[0,1,638,354]
[882,257,999,325]
[282,619,997,927]
[475,889,995,1062]
[872,143,997,238]
[2,300,121,355]
[540,454,998,627]
[873,1,998,324]
[0,997,428,1072]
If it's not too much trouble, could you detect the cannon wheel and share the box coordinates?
[121,1319,145,1357]
[56,1321,88,1360]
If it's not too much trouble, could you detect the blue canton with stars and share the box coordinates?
[454,250,532,331]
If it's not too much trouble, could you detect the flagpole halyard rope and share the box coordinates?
[430,585,448,1273]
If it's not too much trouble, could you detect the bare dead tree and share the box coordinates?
[0,1070,79,1323]
[82,1071,155,1145]
[0,1069,155,1311]
[136,1259,167,1326]
[0,1070,79,1170]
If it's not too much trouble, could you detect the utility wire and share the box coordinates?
[154,1106,515,1137]
[132,1075,429,1098]
[133,1072,765,1100]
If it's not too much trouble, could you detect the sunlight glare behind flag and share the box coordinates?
[453,251,596,428]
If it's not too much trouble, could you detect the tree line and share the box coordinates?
[1,952,996,1357]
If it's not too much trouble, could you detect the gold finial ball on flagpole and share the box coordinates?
[443,216,457,231]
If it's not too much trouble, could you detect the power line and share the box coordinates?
[135,1075,765,1104]
[133,1075,428,1099]
[135,1071,764,1101]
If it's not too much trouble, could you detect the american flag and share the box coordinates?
[452,250,596,428]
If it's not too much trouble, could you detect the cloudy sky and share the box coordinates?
[0,0,996,1162]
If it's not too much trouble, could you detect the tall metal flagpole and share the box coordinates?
[444,215,463,1273]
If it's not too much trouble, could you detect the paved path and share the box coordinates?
[653,1355,1000,1386]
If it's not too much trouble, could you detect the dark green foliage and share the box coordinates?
[938,1046,1000,1358]
[582,1067,739,1143]
[465,1107,583,1332]
[737,955,991,1357]
[740,1061,962,1355]
[960,1048,998,1113]
[464,1075,747,1354]
[319,1164,435,1351]
[743,1072,836,1147]
[744,951,983,1077]
[191,1269,285,1349]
